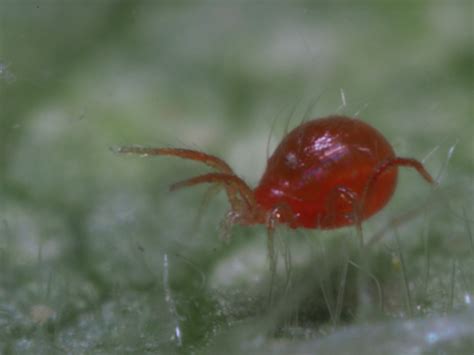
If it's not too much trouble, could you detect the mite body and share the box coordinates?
[119,115,434,232]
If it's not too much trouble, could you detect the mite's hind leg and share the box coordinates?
[360,157,436,244]
[362,157,435,206]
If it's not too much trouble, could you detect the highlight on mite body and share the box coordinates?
[118,115,435,233]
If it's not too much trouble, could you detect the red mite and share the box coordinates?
[119,115,434,231]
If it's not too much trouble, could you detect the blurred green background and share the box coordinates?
[0,1,473,354]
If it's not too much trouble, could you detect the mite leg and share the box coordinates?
[118,146,242,209]
[361,157,435,245]
[118,146,235,174]
[170,172,256,211]
[332,186,365,245]
[266,217,277,305]
[265,203,295,304]
[363,157,435,203]
[322,185,364,243]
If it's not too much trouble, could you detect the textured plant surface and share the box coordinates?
[0,2,472,354]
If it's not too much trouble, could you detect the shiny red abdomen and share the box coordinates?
[254,115,398,229]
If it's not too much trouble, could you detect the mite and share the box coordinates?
[119,115,435,233]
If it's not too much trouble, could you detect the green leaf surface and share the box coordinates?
[0,1,472,354]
